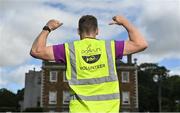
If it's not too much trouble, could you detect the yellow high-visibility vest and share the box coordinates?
[65,38,120,113]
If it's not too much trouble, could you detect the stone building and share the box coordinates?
[23,69,41,110]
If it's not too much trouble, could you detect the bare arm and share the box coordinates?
[30,19,63,60]
[109,16,148,55]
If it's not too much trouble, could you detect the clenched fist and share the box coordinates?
[109,16,128,25]
[46,19,63,31]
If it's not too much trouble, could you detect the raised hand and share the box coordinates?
[46,19,63,31]
[109,16,128,25]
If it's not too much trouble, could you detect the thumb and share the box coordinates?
[59,22,63,26]
[109,21,118,25]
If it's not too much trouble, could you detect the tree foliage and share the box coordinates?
[0,88,24,111]
[138,63,180,112]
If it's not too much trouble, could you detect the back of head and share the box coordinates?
[78,15,98,36]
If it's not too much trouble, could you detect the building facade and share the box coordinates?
[41,55,139,112]
[117,62,138,111]
[23,69,41,110]
[41,62,69,111]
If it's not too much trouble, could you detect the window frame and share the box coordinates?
[49,71,58,82]
[49,91,57,105]
[63,90,70,105]
[122,91,130,105]
[121,71,130,83]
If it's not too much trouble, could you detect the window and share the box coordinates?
[37,76,41,84]
[63,71,68,82]
[63,90,70,104]
[122,91,130,104]
[122,71,129,83]
[49,71,58,82]
[37,97,40,107]
[49,91,57,104]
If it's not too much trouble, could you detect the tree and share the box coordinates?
[138,63,169,111]
[16,88,24,101]
[0,88,25,112]
[0,88,18,111]
[16,88,24,111]
[162,75,180,111]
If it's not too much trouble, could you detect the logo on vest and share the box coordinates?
[81,44,101,64]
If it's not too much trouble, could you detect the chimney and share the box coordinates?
[127,54,132,64]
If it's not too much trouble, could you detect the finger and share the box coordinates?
[56,23,63,28]
[109,21,117,25]
[59,23,63,26]
[109,22,115,25]
[112,16,117,21]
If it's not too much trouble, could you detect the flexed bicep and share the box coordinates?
[123,40,147,55]
[30,46,55,61]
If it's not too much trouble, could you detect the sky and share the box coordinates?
[0,0,180,93]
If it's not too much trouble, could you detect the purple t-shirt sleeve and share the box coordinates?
[53,44,66,63]
[115,40,124,59]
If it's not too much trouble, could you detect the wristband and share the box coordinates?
[43,26,51,32]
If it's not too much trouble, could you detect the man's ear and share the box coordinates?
[96,28,99,35]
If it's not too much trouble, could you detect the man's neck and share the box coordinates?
[80,34,96,40]
[83,37,96,39]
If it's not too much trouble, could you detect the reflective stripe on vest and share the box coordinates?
[71,93,120,101]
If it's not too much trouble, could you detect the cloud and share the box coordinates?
[169,66,180,75]
[135,0,180,61]
[0,0,80,66]
[0,64,41,92]
[1,0,179,66]
[0,0,127,66]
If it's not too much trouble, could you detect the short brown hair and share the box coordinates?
[78,15,98,35]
